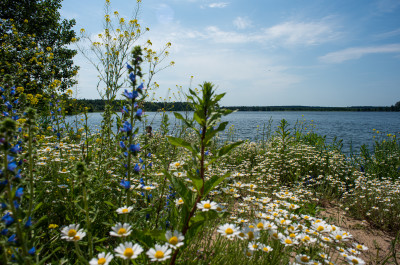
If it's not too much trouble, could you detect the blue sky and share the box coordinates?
[61,0,400,106]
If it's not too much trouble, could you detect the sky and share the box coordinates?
[60,0,400,107]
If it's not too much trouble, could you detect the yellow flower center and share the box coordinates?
[285,239,292,244]
[263,247,269,252]
[280,219,286,224]
[169,236,179,245]
[203,203,211,209]
[122,208,129,213]
[179,199,183,203]
[247,231,254,240]
[304,236,310,241]
[216,207,222,211]
[246,251,252,257]
[123,248,134,258]
[336,235,342,240]
[239,232,245,237]
[289,233,296,238]
[352,259,359,264]
[68,229,77,237]
[317,226,324,232]
[225,228,233,235]
[356,245,362,249]
[301,256,309,262]
[73,235,80,241]
[118,228,127,235]
[97,258,106,264]
[62,168,67,172]
[252,244,258,249]
[155,250,164,259]
[257,223,264,229]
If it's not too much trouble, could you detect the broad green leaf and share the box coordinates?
[167,136,195,154]
[217,141,243,157]
[204,121,228,144]
[203,172,230,197]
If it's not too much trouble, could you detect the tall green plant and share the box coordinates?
[166,82,242,264]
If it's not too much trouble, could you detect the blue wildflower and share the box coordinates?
[129,72,136,82]
[127,63,133,70]
[13,200,19,209]
[123,89,138,99]
[10,144,22,154]
[5,101,12,110]
[120,121,132,132]
[134,164,140,172]
[119,141,126,149]
[25,217,32,228]
[15,187,23,198]
[1,229,8,235]
[136,108,143,117]
[137,82,144,91]
[8,161,17,171]
[129,143,140,153]
[28,247,35,255]
[8,234,16,243]
[120,179,131,190]
[2,213,14,226]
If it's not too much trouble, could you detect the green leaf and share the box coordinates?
[204,121,228,144]
[174,112,185,121]
[217,141,243,157]
[203,172,230,197]
[186,171,203,194]
[167,136,195,154]
[33,202,43,212]
[104,201,115,208]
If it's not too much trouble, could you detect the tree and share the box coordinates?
[394,101,400,111]
[0,0,78,93]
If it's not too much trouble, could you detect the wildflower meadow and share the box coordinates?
[1,0,400,264]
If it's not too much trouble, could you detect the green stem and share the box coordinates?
[82,183,93,258]
[28,122,34,217]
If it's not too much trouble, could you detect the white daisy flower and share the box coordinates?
[146,244,172,262]
[197,200,218,211]
[261,245,273,253]
[280,236,298,246]
[345,255,365,265]
[61,224,86,241]
[116,206,133,214]
[295,254,311,264]
[165,230,184,249]
[89,252,113,265]
[175,198,184,205]
[353,243,368,251]
[331,229,352,242]
[217,223,240,240]
[110,223,132,237]
[114,242,143,260]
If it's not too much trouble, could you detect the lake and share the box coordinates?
[66,111,400,154]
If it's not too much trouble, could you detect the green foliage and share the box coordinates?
[0,0,78,93]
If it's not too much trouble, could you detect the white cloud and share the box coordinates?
[374,28,400,39]
[319,44,400,63]
[208,2,229,8]
[375,0,400,13]
[233,16,252,30]
[263,19,340,46]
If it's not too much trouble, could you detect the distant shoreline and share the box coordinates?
[69,99,400,113]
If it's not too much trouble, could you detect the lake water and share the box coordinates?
[66,111,400,154]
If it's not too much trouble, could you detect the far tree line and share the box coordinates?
[67,99,400,113]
